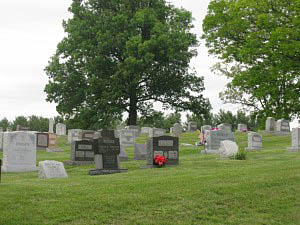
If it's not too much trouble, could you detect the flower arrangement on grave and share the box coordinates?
[154,154,168,167]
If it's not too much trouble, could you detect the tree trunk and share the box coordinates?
[127,95,138,125]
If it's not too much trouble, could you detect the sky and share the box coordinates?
[0,0,298,127]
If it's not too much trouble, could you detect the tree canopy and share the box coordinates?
[202,0,300,122]
[45,0,210,126]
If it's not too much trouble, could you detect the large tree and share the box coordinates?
[45,0,210,126]
[202,0,300,122]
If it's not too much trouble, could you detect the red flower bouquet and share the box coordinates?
[154,154,168,167]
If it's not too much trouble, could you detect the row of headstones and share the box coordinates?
[0,130,179,177]
[48,119,67,136]
[201,123,248,133]
[265,117,290,134]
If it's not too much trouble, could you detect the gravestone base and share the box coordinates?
[64,160,94,166]
[46,148,64,153]
[245,147,263,151]
[287,147,300,152]
[88,168,128,176]
[2,165,37,173]
[200,149,219,154]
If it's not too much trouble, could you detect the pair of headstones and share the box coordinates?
[265,117,290,134]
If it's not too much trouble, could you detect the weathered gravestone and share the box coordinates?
[237,124,248,132]
[16,125,29,131]
[171,123,182,137]
[89,136,128,175]
[287,128,300,152]
[1,132,37,172]
[201,125,212,134]
[119,129,135,146]
[126,126,141,137]
[36,133,49,149]
[48,118,54,133]
[39,160,68,179]
[56,123,66,136]
[134,144,147,160]
[46,133,63,152]
[219,140,238,158]
[65,140,94,165]
[245,132,262,151]
[80,130,96,140]
[201,130,235,154]
[187,122,197,132]
[144,135,179,168]
[276,119,290,134]
[149,128,166,138]
[141,127,151,134]
[68,129,82,144]
[0,131,3,151]
[217,123,232,132]
[0,127,3,132]
[265,117,276,132]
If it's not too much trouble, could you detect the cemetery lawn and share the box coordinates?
[1,132,300,225]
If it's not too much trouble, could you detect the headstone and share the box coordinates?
[126,126,141,137]
[89,136,128,175]
[16,125,29,131]
[39,160,68,179]
[97,129,116,138]
[1,132,37,172]
[276,119,290,133]
[36,133,49,149]
[119,129,135,146]
[6,127,12,132]
[149,128,166,138]
[65,140,94,165]
[265,117,275,132]
[170,127,174,134]
[201,125,212,134]
[237,124,248,132]
[0,127,3,132]
[219,140,238,158]
[56,123,66,136]
[187,122,197,132]
[46,133,63,152]
[0,131,3,151]
[81,130,96,140]
[171,123,182,137]
[141,127,151,134]
[134,144,147,160]
[145,135,179,167]
[68,129,82,144]
[119,146,129,161]
[287,128,300,152]
[217,123,232,132]
[201,130,235,154]
[49,118,54,133]
[245,132,262,151]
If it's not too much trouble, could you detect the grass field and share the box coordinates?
[0,131,300,225]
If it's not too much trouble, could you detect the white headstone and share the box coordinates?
[0,131,3,151]
[187,122,197,132]
[171,123,182,137]
[38,160,68,179]
[276,119,290,132]
[287,128,300,152]
[149,128,166,138]
[217,123,232,132]
[2,132,37,172]
[265,117,275,132]
[219,140,239,158]
[56,123,66,136]
[119,129,135,146]
[237,124,247,132]
[49,118,54,133]
[126,126,141,137]
[245,132,262,151]
[202,130,235,154]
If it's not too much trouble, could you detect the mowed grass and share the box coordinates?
[1,131,300,225]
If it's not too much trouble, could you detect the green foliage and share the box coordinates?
[11,116,29,130]
[202,0,300,123]
[0,117,10,131]
[234,149,247,160]
[44,0,210,127]
[27,115,48,132]
[137,110,165,128]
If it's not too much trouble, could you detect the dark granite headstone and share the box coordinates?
[37,133,49,149]
[64,140,94,165]
[98,129,115,138]
[89,136,127,175]
[145,135,179,167]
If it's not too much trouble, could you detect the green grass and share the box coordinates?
[1,131,300,225]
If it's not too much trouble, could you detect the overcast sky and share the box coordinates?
[0,1,297,127]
